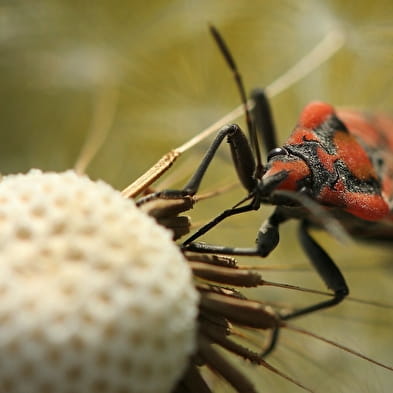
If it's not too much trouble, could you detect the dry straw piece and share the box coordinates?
[0,169,199,393]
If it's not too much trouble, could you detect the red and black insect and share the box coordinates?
[139,26,393,354]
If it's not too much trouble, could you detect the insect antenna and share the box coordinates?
[209,24,263,178]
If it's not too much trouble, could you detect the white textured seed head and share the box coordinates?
[0,169,198,393]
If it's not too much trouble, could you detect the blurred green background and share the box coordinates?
[1,1,393,392]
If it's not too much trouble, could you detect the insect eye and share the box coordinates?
[267,147,287,161]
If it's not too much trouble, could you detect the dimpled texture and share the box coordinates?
[0,170,198,393]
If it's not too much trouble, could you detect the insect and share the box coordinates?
[140,25,393,355]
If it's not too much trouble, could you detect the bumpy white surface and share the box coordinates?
[0,170,198,393]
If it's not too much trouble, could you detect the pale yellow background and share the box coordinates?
[1,1,392,392]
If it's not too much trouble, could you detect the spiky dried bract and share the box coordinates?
[0,169,199,393]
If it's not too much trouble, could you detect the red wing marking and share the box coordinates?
[299,102,335,129]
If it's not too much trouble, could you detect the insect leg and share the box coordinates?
[137,123,257,206]
[184,207,286,257]
[260,326,280,358]
[184,123,257,195]
[280,220,349,321]
[182,201,261,249]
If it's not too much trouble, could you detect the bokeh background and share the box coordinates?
[1,1,393,392]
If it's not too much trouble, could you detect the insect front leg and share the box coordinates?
[137,123,257,206]
[280,220,349,321]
